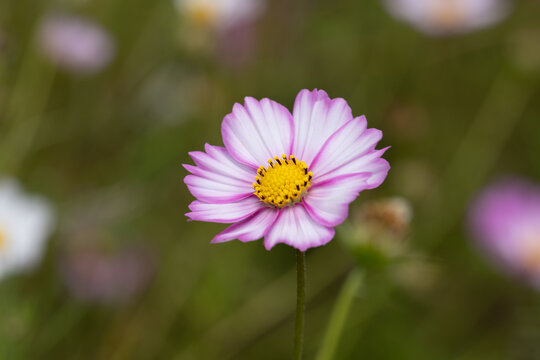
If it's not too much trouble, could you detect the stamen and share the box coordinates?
[253,155,313,208]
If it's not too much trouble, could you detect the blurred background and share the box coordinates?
[1,0,540,359]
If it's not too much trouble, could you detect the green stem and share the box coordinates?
[294,250,306,360]
[316,269,364,360]
[1,34,55,173]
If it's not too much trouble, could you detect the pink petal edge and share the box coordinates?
[264,204,335,252]
[292,89,355,167]
[222,97,294,169]
[303,172,372,227]
[186,197,261,224]
[184,144,255,203]
[211,207,279,243]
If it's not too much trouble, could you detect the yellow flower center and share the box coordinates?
[0,227,6,252]
[430,2,465,28]
[253,155,313,208]
[189,5,217,27]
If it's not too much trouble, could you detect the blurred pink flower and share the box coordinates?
[61,245,155,304]
[38,13,115,75]
[217,21,257,69]
[383,0,510,36]
[469,177,540,289]
[174,0,265,31]
[184,89,389,251]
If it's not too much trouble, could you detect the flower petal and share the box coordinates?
[264,204,335,251]
[222,97,294,168]
[352,149,391,189]
[310,117,389,187]
[303,173,371,227]
[319,148,390,189]
[292,89,354,166]
[211,207,278,243]
[184,144,255,203]
[186,197,261,223]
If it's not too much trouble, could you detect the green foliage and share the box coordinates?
[1,0,540,359]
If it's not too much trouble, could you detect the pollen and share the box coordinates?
[253,155,313,208]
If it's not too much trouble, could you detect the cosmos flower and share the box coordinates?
[383,0,510,36]
[0,179,54,280]
[469,177,540,290]
[38,13,115,75]
[173,0,265,31]
[184,89,390,251]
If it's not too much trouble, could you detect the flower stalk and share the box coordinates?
[316,268,363,360]
[294,249,306,360]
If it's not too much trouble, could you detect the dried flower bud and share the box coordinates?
[357,197,413,240]
[341,197,413,269]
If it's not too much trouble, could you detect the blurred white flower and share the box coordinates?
[38,13,115,75]
[383,0,510,36]
[0,179,54,280]
[173,0,265,31]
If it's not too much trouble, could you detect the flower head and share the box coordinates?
[0,179,54,280]
[469,177,540,289]
[173,0,265,31]
[383,0,510,36]
[184,89,390,251]
[38,13,115,75]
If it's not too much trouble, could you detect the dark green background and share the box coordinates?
[1,0,540,359]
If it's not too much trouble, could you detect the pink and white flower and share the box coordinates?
[173,0,265,31]
[184,89,390,251]
[383,0,510,36]
[469,177,540,290]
